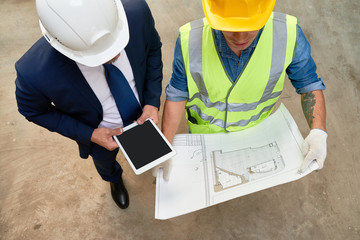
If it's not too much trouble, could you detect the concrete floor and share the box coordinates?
[1,0,359,239]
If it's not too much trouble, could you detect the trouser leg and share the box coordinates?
[90,144,122,183]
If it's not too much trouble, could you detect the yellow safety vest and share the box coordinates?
[180,12,298,133]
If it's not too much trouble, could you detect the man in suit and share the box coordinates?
[15,0,163,209]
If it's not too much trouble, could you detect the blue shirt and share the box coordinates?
[166,25,326,101]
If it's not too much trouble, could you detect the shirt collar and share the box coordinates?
[214,28,263,59]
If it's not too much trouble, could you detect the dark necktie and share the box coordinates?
[103,64,142,127]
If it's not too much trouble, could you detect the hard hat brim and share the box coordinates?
[202,0,276,32]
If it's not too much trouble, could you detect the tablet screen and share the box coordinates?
[114,120,173,170]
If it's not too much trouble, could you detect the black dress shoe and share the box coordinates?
[110,176,129,209]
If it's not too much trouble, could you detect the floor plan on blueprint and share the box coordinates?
[155,104,319,220]
[212,141,285,192]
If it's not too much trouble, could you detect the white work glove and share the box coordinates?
[152,159,173,181]
[299,129,328,173]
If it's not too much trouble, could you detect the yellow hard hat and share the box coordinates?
[202,0,276,32]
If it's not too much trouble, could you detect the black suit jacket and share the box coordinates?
[15,0,163,158]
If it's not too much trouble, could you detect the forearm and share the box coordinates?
[26,109,94,145]
[301,90,327,132]
[161,100,186,144]
[16,98,93,145]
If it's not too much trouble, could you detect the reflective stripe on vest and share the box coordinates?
[180,12,297,133]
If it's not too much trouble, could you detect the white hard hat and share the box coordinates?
[36,0,129,67]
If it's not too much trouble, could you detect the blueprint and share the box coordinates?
[155,104,318,220]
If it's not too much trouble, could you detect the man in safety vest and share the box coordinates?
[158,0,327,178]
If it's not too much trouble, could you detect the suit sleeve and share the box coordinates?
[142,2,163,108]
[15,70,94,145]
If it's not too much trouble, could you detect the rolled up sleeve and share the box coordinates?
[286,25,326,94]
[166,36,189,101]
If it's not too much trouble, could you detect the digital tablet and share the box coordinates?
[113,119,176,175]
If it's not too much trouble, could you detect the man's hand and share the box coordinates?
[299,129,328,173]
[91,128,123,151]
[137,105,159,125]
[152,159,173,181]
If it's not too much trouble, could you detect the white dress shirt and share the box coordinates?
[76,50,140,129]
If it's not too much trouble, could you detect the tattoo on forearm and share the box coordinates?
[302,92,316,128]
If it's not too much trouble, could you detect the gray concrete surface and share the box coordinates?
[1,0,359,239]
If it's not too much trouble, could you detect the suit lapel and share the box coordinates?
[125,46,139,81]
[60,59,103,115]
